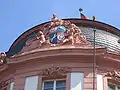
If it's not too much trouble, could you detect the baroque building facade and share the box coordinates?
[0,14,120,90]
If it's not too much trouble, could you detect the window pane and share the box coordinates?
[56,80,66,90]
[70,72,84,90]
[43,80,66,90]
[24,76,38,90]
[44,81,54,90]
[56,80,66,87]
[108,84,115,90]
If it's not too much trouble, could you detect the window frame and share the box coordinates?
[42,79,66,90]
[9,82,14,90]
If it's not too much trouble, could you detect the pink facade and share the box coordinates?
[0,15,120,90]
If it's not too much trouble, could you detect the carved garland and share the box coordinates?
[105,70,120,83]
[39,66,71,77]
[97,66,120,83]
[0,77,14,89]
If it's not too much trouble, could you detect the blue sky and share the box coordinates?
[0,0,120,52]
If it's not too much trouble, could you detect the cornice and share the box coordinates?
[103,51,120,62]
[7,47,105,64]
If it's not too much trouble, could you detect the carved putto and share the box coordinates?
[39,66,71,77]
[36,31,46,46]
[0,52,6,65]
[21,14,90,52]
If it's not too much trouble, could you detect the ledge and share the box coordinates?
[7,46,105,64]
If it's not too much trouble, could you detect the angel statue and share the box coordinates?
[0,52,6,64]
[36,31,46,47]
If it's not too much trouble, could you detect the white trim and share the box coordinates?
[43,78,66,82]
[54,81,56,90]
[97,74,103,90]
[9,82,14,90]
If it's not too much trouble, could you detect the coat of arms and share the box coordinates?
[49,26,68,44]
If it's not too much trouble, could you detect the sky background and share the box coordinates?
[0,0,120,52]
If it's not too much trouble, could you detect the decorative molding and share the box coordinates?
[0,76,14,89]
[40,14,89,46]
[0,52,6,65]
[20,14,90,53]
[0,65,8,72]
[105,70,120,82]
[39,66,71,77]
[97,66,120,82]
[0,80,9,89]
[97,66,111,73]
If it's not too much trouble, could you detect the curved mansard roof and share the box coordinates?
[6,16,120,56]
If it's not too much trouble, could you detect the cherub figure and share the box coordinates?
[51,13,58,21]
[61,27,74,45]
[50,14,63,27]
[73,25,88,44]
[0,52,6,64]
[62,23,88,45]
[36,31,46,46]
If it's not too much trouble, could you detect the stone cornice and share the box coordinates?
[7,47,105,64]
[103,51,120,62]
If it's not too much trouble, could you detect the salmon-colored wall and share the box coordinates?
[10,55,97,90]
[0,48,120,90]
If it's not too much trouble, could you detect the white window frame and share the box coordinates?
[9,82,14,90]
[42,79,66,90]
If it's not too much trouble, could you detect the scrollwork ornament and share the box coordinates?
[39,66,71,77]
